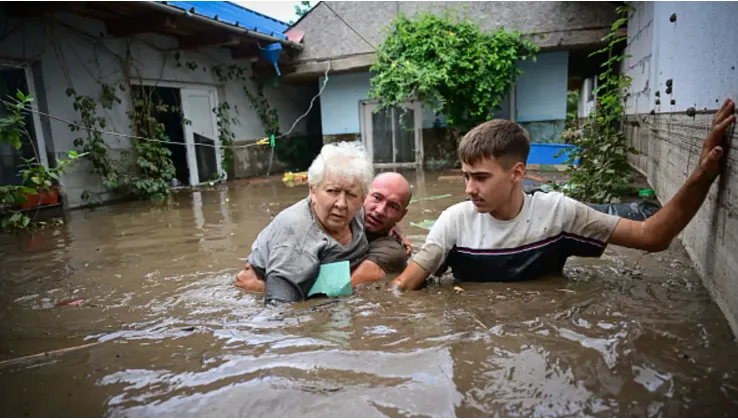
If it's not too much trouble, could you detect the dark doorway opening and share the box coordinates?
[132,85,189,185]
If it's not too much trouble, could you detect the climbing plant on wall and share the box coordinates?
[66,85,123,200]
[62,56,293,202]
[215,101,238,175]
[211,63,316,171]
[558,4,637,203]
[369,11,539,134]
[211,64,280,138]
[127,87,177,200]
[242,73,280,137]
[67,83,180,202]
[0,91,82,232]
[212,63,292,171]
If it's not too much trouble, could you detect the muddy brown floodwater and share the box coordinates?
[1,169,738,417]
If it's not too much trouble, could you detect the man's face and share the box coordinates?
[363,176,409,234]
[462,156,524,214]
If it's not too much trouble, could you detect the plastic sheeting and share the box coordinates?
[586,201,661,221]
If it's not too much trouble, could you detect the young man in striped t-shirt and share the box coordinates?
[392,98,735,290]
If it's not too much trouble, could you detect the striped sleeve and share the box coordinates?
[562,195,621,255]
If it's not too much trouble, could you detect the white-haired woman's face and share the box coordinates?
[309,173,364,236]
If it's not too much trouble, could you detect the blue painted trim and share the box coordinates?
[528,143,580,165]
[161,1,289,40]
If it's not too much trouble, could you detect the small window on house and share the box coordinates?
[360,101,423,167]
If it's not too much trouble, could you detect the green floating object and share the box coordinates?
[269,134,275,148]
[409,193,452,204]
[638,188,655,198]
[308,261,352,297]
[410,219,437,230]
[539,184,555,193]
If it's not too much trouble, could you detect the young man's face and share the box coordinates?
[461,156,524,214]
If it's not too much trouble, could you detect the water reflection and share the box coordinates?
[100,346,461,417]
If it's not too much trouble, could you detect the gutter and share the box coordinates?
[143,1,304,51]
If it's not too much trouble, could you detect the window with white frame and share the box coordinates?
[359,100,423,168]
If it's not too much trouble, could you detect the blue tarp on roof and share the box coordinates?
[160,1,289,40]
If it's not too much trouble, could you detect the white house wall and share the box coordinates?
[622,1,738,336]
[0,11,311,208]
[622,1,654,115]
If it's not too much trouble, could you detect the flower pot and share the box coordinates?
[21,185,59,209]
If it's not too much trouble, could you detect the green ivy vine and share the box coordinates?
[67,83,179,202]
[209,63,316,171]
[369,10,539,133]
[215,101,239,175]
[62,57,293,201]
[210,63,280,138]
[242,74,280,137]
[66,86,123,201]
[127,87,177,201]
[558,4,637,203]
[0,91,83,232]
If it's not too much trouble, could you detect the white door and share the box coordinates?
[180,87,222,185]
[360,101,423,168]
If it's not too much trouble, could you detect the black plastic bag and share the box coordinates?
[586,201,661,221]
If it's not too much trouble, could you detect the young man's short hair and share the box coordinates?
[458,119,531,169]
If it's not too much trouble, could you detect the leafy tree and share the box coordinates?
[295,1,311,17]
[369,11,539,134]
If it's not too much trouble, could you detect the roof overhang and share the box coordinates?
[3,1,302,62]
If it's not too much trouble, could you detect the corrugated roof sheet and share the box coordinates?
[159,1,289,40]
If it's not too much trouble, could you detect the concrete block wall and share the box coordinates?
[623,2,738,336]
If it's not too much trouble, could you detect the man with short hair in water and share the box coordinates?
[392,98,735,290]
[351,171,413,286]
[236,171,413,294]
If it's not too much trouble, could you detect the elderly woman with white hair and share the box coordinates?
[240,141,374,305]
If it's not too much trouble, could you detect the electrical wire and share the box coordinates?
[2,99,264,150]
[266,61,331,175]
[1,10,344,178]
[2,64,330,154]
[323,2,381,54]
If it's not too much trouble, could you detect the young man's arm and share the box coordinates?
[390,207,457,291]
[390,260,432,291]
[609,98,735,250]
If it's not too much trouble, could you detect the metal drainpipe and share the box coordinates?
[143,1,304,51]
